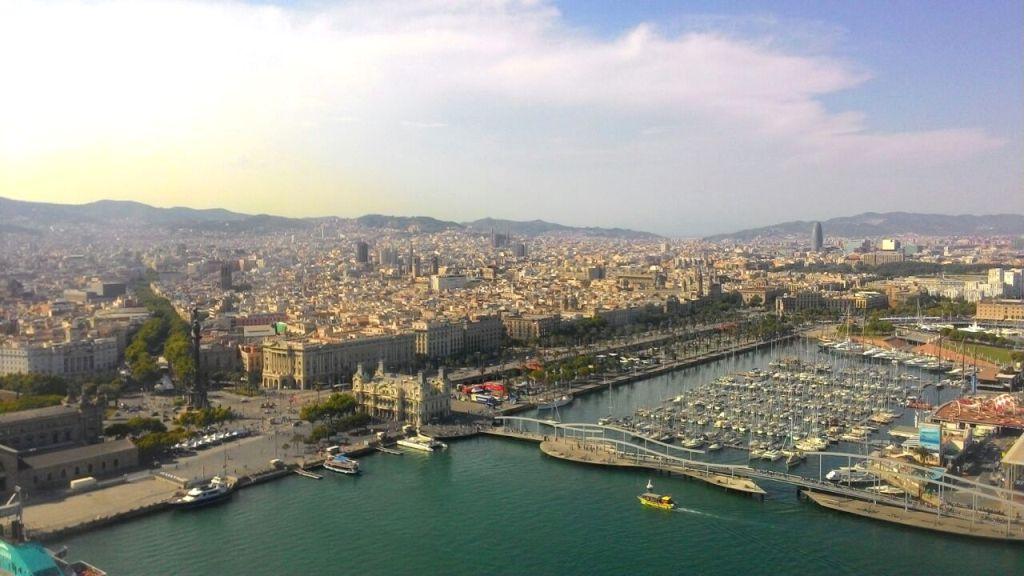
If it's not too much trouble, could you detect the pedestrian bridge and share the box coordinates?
[490,415,1024,531]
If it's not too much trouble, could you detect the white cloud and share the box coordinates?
[0,0,1013,233]
[401,120,448,129]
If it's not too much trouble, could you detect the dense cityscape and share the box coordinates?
[1,202,1023,573]
[1,1,1022,574]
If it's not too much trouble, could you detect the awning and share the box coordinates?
[1002,433,1024,467]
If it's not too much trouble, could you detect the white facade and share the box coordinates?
[430,274,467,292]
[0,338,119,377]
[352,362,451,428]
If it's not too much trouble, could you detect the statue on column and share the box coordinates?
[189,307,208,409]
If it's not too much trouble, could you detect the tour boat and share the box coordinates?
[171,476,233,509]
[323,454,361,475]
[397,435,448,452]
[638,479,675,511]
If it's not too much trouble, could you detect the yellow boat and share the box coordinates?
[638,479,675,510]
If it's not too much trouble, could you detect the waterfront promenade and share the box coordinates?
[449,321,779,386]
[805,491,1024,541]
[537,436,766,496]
[24,476,178,540]
[494,334,797,416]
[23,419,318,540]
[485,414,1024,542]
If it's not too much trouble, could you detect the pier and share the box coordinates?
[488,417,1024,541]
[804,491,1024,541]
[538,437,766,497]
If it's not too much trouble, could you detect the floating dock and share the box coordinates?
[803,490,1024,542]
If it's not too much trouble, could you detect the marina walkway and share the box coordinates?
[538,437,766,496]
[487,417,1024,541]
[805,491,1024,541]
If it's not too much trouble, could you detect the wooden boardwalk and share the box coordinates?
[804,491,1024,542]
[538,438,766,497]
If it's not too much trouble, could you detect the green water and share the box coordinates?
[62,342,1020,575]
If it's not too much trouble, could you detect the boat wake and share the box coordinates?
[673,506,722,519]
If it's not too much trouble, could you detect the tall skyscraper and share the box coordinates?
[811,222,824,252]
[219,263,233,290]
[355,241,369,264]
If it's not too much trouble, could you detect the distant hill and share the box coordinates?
[355,214,464,233]
[1,197,659,238]
[464,218,659,239]
[0,197,308,232]
[705,212,1024,241]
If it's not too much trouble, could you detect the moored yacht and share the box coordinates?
[537,394,573,410]
[397,435,448,452]
[324,454,361,475]
[825,466,877,486]
[171,476,233,509]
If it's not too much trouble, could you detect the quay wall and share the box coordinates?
[34,465,294,542]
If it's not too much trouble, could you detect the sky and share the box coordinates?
[1,0,1021,236]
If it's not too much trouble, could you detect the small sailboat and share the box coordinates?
[638,479,675,510]
[785,451,805,467]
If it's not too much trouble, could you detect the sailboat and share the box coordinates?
[537,380,573,410]
[781,416,806,467]
[597,377,614,425]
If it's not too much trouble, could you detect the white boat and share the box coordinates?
[537,394,573,410]
[681,438,704,449]
[171,476,233,509]
[866,484,906,496]
[826,467,877,486]
[795,437,827,452]
[323,454,360,475]
[397,435,448,452]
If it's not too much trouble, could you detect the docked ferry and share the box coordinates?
[171,476,234,509]
[0,538,107,576]
[323,454,361,475]
[0,490,106,575]
[638,480,675,510]
[397,435,447,452]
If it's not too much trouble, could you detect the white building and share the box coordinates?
[351,362,451,428]
[430,274,467,292]
[0,338,119,377]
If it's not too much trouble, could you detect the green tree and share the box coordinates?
[176,406,236,428]
[300,394,366,441]
[0,374,68,396]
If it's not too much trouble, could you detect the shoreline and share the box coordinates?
[497,334,798,416]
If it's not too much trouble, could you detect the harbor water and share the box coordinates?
[62,341,1020,575]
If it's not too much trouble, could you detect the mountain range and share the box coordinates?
[0,197,303,233]
[0,197,658,238]
[705,212,1024,241]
